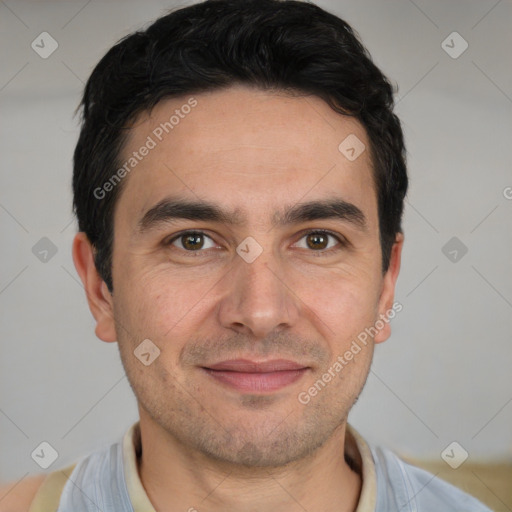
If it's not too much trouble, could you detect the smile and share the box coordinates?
[201,359,310,393]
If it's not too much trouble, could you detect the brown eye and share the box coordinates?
[181,233,204,250]
[306,232,329,250]
[294,230,345,253]
[169,231,216,251]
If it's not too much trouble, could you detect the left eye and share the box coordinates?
[293,230,344,252]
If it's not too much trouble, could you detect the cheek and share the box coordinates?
[305,268,380,341]
[114,265,214,347]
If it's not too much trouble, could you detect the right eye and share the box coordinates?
[166,231,219,253]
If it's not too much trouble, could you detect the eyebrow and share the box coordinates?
[137,196,367,233]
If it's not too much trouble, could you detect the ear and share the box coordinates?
[374,232,404,344]
[72,232,117,343]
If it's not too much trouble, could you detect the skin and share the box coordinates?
[72,84,403,512]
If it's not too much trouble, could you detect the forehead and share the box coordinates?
[115,84,378,233]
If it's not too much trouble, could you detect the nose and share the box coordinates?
[216,248,300,339]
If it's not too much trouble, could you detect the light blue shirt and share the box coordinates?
[369,445,492,511]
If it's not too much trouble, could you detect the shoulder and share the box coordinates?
[0,474,46,512]
[371,445,492,511]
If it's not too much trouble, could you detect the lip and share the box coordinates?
[202,359,309,393]
[206,358,307,372]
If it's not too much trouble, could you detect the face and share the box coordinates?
[80,84,402,467]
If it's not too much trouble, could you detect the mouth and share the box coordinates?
[201,359,310,393]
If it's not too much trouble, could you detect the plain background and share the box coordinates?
[1,0,511,486]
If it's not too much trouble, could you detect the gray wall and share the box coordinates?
[1,0,511,484]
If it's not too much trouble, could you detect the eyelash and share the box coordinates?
[165,229,347,256]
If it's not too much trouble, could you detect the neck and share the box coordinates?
[136,419,362,512]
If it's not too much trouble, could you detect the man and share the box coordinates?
[0,0,492,510]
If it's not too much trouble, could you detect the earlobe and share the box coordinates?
[72,232,117,343]
[374,232,404,344]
